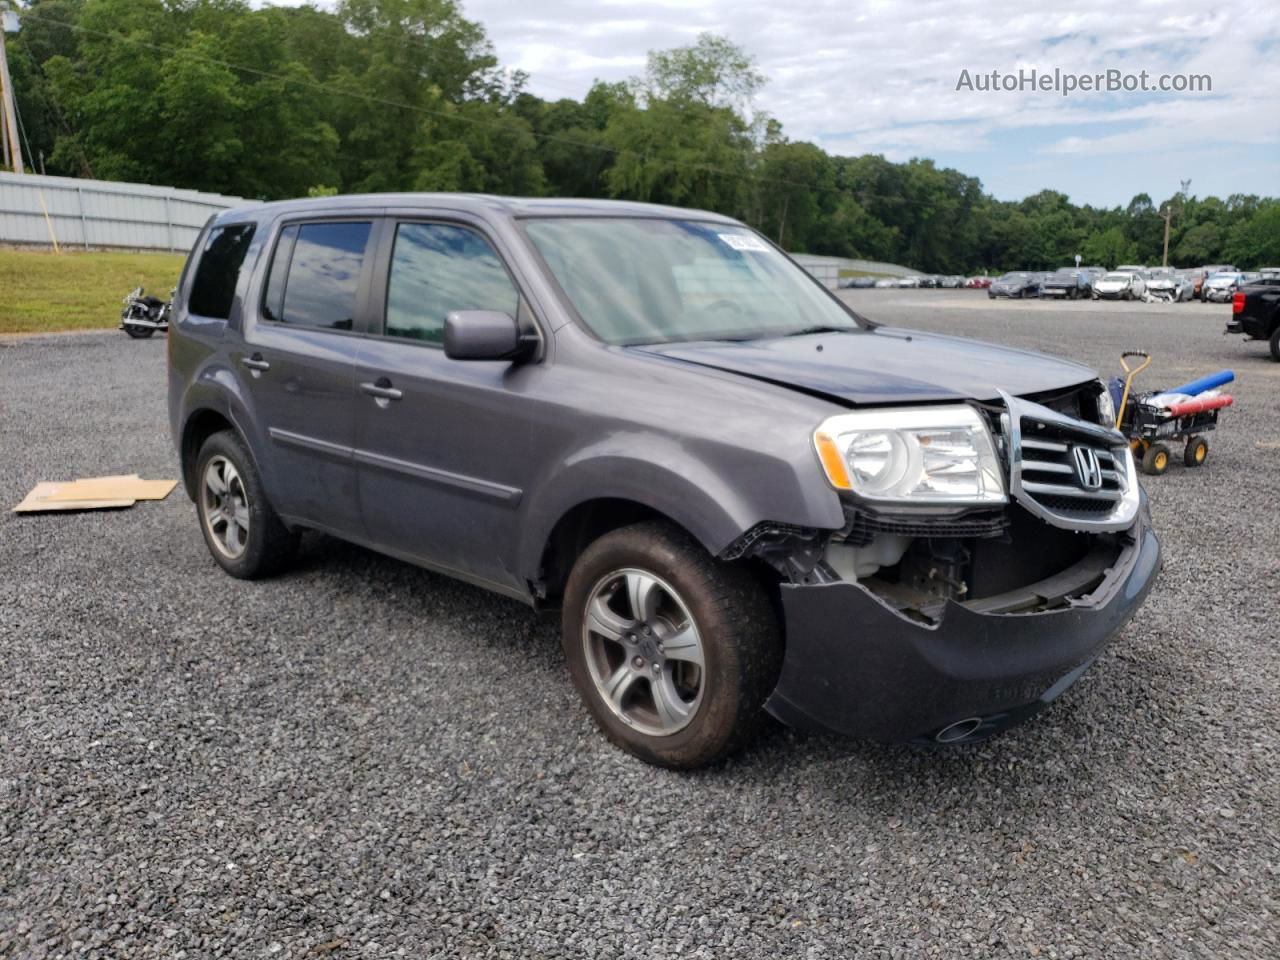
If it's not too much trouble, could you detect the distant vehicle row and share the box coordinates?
[841,266,1279,303]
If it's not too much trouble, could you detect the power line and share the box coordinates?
[12,7,957,212]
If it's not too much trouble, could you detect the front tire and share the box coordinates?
[561,521,782,769]
[1141,442,1171,476]
[195,430,298,579]
[123,324,155,339]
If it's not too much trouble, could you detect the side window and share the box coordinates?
[385,223,519,343]
[189,223,255,319]
[262,221,372,331]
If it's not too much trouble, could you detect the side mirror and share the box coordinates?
[443,310,531,361]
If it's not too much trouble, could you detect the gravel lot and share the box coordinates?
[2,293,1278,958]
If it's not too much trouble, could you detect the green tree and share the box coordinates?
[1082,226,1139,269]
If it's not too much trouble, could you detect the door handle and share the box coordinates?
[242,354,270,372]
[360,379,403,403]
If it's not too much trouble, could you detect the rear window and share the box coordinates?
[262,221,373,331]
[189,224,255,319]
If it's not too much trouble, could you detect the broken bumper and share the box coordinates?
[764,502,1161,743]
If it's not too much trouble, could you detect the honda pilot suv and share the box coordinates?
[169,195,1161,769]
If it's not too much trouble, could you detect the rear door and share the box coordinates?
[239,217,377,536]
[351,216,538,592]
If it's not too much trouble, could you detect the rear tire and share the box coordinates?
[1270,326,1280,361]
[561,521,782,769]
[124,324,155,339]
[1184,437,1208,467]
[195,430,298,579]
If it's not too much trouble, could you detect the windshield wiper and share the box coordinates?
[783,325,853,337]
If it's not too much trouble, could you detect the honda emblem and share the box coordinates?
[1071,445,1103,490]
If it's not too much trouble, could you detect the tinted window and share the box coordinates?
[262,225,297,323]
[266,221,372,330]
[189,224,255,319]
[385,223,519,343]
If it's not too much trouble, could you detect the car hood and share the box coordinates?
[630,327,1096,406]
[1095,279,1128,289]
[1041,277,1076,286]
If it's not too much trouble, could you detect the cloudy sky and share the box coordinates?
[462,0,1279,208]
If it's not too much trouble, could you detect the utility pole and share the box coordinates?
[1160,178,1192,269]
[0,1,23,174]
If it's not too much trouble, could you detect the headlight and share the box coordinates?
[1096,383,1116,426]
[813,405,1006,506]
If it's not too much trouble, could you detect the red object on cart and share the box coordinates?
[1164,394,1234,418]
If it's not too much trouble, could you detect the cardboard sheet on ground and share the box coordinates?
[12,474,178,513]
[45,475,178,502]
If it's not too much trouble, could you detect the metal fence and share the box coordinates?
[0,171,251,252]
[790,253,919,288]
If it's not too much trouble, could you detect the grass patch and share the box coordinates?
[0,249,185,334]
[836,268,893,278]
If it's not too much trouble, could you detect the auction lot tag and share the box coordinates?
[718,232,770,252]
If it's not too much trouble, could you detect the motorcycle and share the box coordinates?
[120,286,173,339]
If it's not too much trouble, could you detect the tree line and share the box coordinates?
[6,0,1278,271]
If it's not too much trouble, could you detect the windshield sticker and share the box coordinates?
[718,233,771,252]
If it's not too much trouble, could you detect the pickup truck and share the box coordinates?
[1226,277,1280,359]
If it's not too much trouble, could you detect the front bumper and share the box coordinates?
[764,502,1161,743]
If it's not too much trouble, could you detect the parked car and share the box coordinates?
[988,272,1038,298]
[168,194,1160,769]
[1180,268,1208,300]
[896,276,920,288]
[1145,273,1195,302]
[1203,271,1246,302]
[1038,268,1091,300]
[939,275,964,289]
[848,276,878,289]
[965,276,992,289]
[917,275,938,288]
[1093,272,1146,300]
[873,277,897,288]
[1225,274,1280,360]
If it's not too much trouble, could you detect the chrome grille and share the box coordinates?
[1001,392,1140,533]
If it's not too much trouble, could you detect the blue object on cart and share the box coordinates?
[1165,369,1234,397]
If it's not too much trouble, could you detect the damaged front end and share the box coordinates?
[726,390,1161,744]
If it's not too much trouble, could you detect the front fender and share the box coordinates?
[515,431,845,582]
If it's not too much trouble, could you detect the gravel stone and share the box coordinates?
[0,293,1277,958]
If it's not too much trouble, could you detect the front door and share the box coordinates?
[352,219,536,591]
[240,218,376,535]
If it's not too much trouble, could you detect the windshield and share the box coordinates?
[1208,273,1237,282]
[523,218,860,345]
[1102,273,1129,282]
[1051,269,1076,278]
[997,272,1028,281]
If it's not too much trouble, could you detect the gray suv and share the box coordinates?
[168,194,1161,769]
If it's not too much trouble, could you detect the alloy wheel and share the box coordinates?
[581,568,705,737]
[202,455,250,559]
